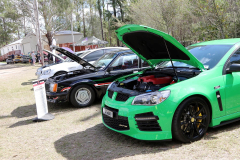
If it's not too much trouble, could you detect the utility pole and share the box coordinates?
[33,0,44,66]
[71,12,75,52]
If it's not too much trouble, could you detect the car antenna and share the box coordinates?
[163,38,179,82]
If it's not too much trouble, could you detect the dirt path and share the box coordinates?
[0,64,240,159]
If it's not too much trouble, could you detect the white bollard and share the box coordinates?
[32,79,54,122]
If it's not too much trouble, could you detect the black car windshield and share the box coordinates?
[93,52,118,69]
[160,45,233,69]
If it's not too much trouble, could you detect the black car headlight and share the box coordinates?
[132,90,170,105]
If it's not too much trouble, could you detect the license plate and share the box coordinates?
[103,108,113,118]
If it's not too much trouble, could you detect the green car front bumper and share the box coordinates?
[101,91,176,141]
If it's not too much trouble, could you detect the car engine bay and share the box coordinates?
[110,68,200,95]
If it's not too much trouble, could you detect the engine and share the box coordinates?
[133,75,173,92]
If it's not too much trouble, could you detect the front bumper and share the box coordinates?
[46,91,68,103]
[101,91,176,141]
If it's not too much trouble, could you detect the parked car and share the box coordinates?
[45,47,150,108]
[101,24,240,143]
[36,47,125,80]
[21,55,30,63]
[13,55,22,63]
[6,55,14,64]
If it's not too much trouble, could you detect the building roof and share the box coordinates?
[55,30,83,35]
[7,39,23,46]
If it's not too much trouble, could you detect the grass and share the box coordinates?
[1,64,240,159]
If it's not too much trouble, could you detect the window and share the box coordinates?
[111,52,139,70]
[83,50,104,61]
[229,49,240,65]
[142,60,149,67]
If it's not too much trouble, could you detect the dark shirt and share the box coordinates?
[11,54,14,59]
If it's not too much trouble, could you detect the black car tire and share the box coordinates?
[70,85,95,108]
[172,97,210,143]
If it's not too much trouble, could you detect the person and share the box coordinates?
[36,52,40,63]
[11,53,15,64]
[31,51,36,66]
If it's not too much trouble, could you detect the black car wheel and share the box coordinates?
[172,97,210,143]
[70,85,95,108]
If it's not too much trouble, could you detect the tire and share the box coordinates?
[54,71,67,76]
[70,85,96,108]
[172,97,210,143]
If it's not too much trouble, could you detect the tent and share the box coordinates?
[74,36,108,46]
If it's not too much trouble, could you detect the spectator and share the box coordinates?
[31,51,36,66]
[36,52,40,63]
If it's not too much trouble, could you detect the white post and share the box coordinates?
[33,0,44,66]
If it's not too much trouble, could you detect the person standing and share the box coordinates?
[31,51,36,66]
[11,53,15,64]
[36,52,40,63]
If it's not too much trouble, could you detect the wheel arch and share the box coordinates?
[173,94,213,124]
[53,70,68,76]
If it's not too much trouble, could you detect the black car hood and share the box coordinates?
[51,45,96,69]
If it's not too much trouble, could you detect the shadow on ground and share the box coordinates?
[6,101,87,128]
[21,79,37,86]
[54,123,181,160]
[0,64,30,70]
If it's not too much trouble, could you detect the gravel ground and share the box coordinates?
[1,64,240,160]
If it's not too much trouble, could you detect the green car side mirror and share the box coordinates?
[226,64,240,74]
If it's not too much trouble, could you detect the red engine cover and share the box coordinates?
[138,75,172,84]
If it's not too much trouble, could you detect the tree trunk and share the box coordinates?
[82,3,86,37]
[112,0,120,46]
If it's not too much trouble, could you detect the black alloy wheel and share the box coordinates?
[172,97,210,143]
[70,84,96,108]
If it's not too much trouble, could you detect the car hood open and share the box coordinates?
[43,49,65,62]
[116,24,204,70]
[52,46,96,69]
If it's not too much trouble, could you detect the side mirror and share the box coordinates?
[226,64,240,74]
[107,66,113,73]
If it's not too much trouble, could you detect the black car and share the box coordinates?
[45,46,149,107]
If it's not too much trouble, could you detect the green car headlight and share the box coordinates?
[132,90,170,105]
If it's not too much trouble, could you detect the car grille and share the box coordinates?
[115,93,129,101]
[103,105,129,131]
[108,90,114,99]
[135,112,162,131]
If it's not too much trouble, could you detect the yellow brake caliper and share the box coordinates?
[197,107,202,128]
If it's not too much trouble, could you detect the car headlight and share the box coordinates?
[107,82,114,90]
[132,90,170,105]
[42,69,51,75]
[49,83,58,92]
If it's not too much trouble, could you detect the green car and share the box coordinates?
[101,24,240,142]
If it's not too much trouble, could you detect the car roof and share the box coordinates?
[191,38,240,46]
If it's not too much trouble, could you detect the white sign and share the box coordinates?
[32,80,54,121]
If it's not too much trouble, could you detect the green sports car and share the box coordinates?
[101,24,240,142]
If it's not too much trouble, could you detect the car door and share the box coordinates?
[224,48,240,114]
[104,52,141,83]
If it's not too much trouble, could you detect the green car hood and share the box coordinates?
[116,24,204,70]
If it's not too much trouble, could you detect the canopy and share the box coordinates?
[74,36,108,46]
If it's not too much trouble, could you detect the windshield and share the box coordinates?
[160,45,233,69]
[93,52,118,69]
[64,52,84,62]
